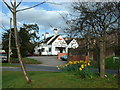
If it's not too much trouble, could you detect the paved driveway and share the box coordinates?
[28,56,67,67]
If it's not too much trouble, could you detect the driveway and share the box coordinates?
[27,56,67,67]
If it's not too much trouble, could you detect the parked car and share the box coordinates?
[60,55,68,61]
[0,50,8,63]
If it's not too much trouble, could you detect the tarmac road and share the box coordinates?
[27,56,67,67]
[1,56,118,74]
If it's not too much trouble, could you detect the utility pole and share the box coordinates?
[8,18,12,64]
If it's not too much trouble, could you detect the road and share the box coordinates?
[1,56,118,74]
[27,56,67,67]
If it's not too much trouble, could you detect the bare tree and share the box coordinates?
[65,2,119,78]
[2,0,48,83]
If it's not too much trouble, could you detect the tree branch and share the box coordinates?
[10,0,14,7]
[2,0,13,13]
[16,0,48,12]
[16,0,23,8]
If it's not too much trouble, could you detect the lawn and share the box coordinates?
[10,57,42,64]
[2,71,119,88]
[91,56,120,70]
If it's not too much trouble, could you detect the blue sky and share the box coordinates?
[0,1,71,41]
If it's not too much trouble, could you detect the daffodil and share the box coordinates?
[88,63,90,66]
[60,65,62,67]
[79,60,84,63]
[79,68,82,71]
[68,61,73,64]
[65,64,68,66]
[57,68,60,70]
[56,65,59,68]
[81,64,84,68]
[74,61,77,64]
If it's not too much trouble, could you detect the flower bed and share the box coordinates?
[56,60,94,79]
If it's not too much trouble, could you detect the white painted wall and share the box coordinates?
[34,36,79,55]
[52,35,67,55]
[66,39,79,53]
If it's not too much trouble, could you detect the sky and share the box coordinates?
[0,0,73,42]
[0,0,119,43]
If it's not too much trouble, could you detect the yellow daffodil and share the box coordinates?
[68,61,73,64]
[79,68,82,71]
[74,61,77,64]
[81,64,84,68]
[56,65,59,68]
[79,60,84,63]
[57,68,60,70]
[60,65,62,67]
[84,64,87,66]
[65,64,68,66]
[88,63,90,66]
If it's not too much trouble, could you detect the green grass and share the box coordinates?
[2,71,119,88]
[2,63,19,67]
[10,57,42,64]
[91,56,120,69]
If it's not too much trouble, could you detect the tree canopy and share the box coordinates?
[2,24,40,57]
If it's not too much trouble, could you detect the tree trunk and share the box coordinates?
[13,2,31,83]
[99,40,105,78]
[8,18,12,64]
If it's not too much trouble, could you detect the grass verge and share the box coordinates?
[2,63,19,67]
[2,71,119,88]
[10,57,42,64]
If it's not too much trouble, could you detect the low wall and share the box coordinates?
[68,55,89,63]
[58,53,68,60]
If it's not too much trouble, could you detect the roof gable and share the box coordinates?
[65,40,73,45]
[48,35,60,45]
[39,36,53,44]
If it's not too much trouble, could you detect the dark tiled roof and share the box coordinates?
[39,36,54,44]
[48,35,60,45]
[65,40,73,45]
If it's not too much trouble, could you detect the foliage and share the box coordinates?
[56,60,94,79]
[10,57,42,64]
[2,71,118,88]
[2,24,39,57]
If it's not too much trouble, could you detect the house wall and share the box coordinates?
[41,45,52,55]
[52,35,67,55]
[66,39,79,53]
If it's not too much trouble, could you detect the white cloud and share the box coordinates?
[1,4,69,35]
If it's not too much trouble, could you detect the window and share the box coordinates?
[55,47,58,51]
[42,48,45,52]
[49,48,51,52]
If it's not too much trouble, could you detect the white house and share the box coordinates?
[34,31,79,55]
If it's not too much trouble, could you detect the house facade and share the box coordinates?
[34,34,79,55]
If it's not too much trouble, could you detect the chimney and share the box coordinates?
[53,28,58,35]
[45,32,49,38]
[42,34,45,40]
[65,38,68,40]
